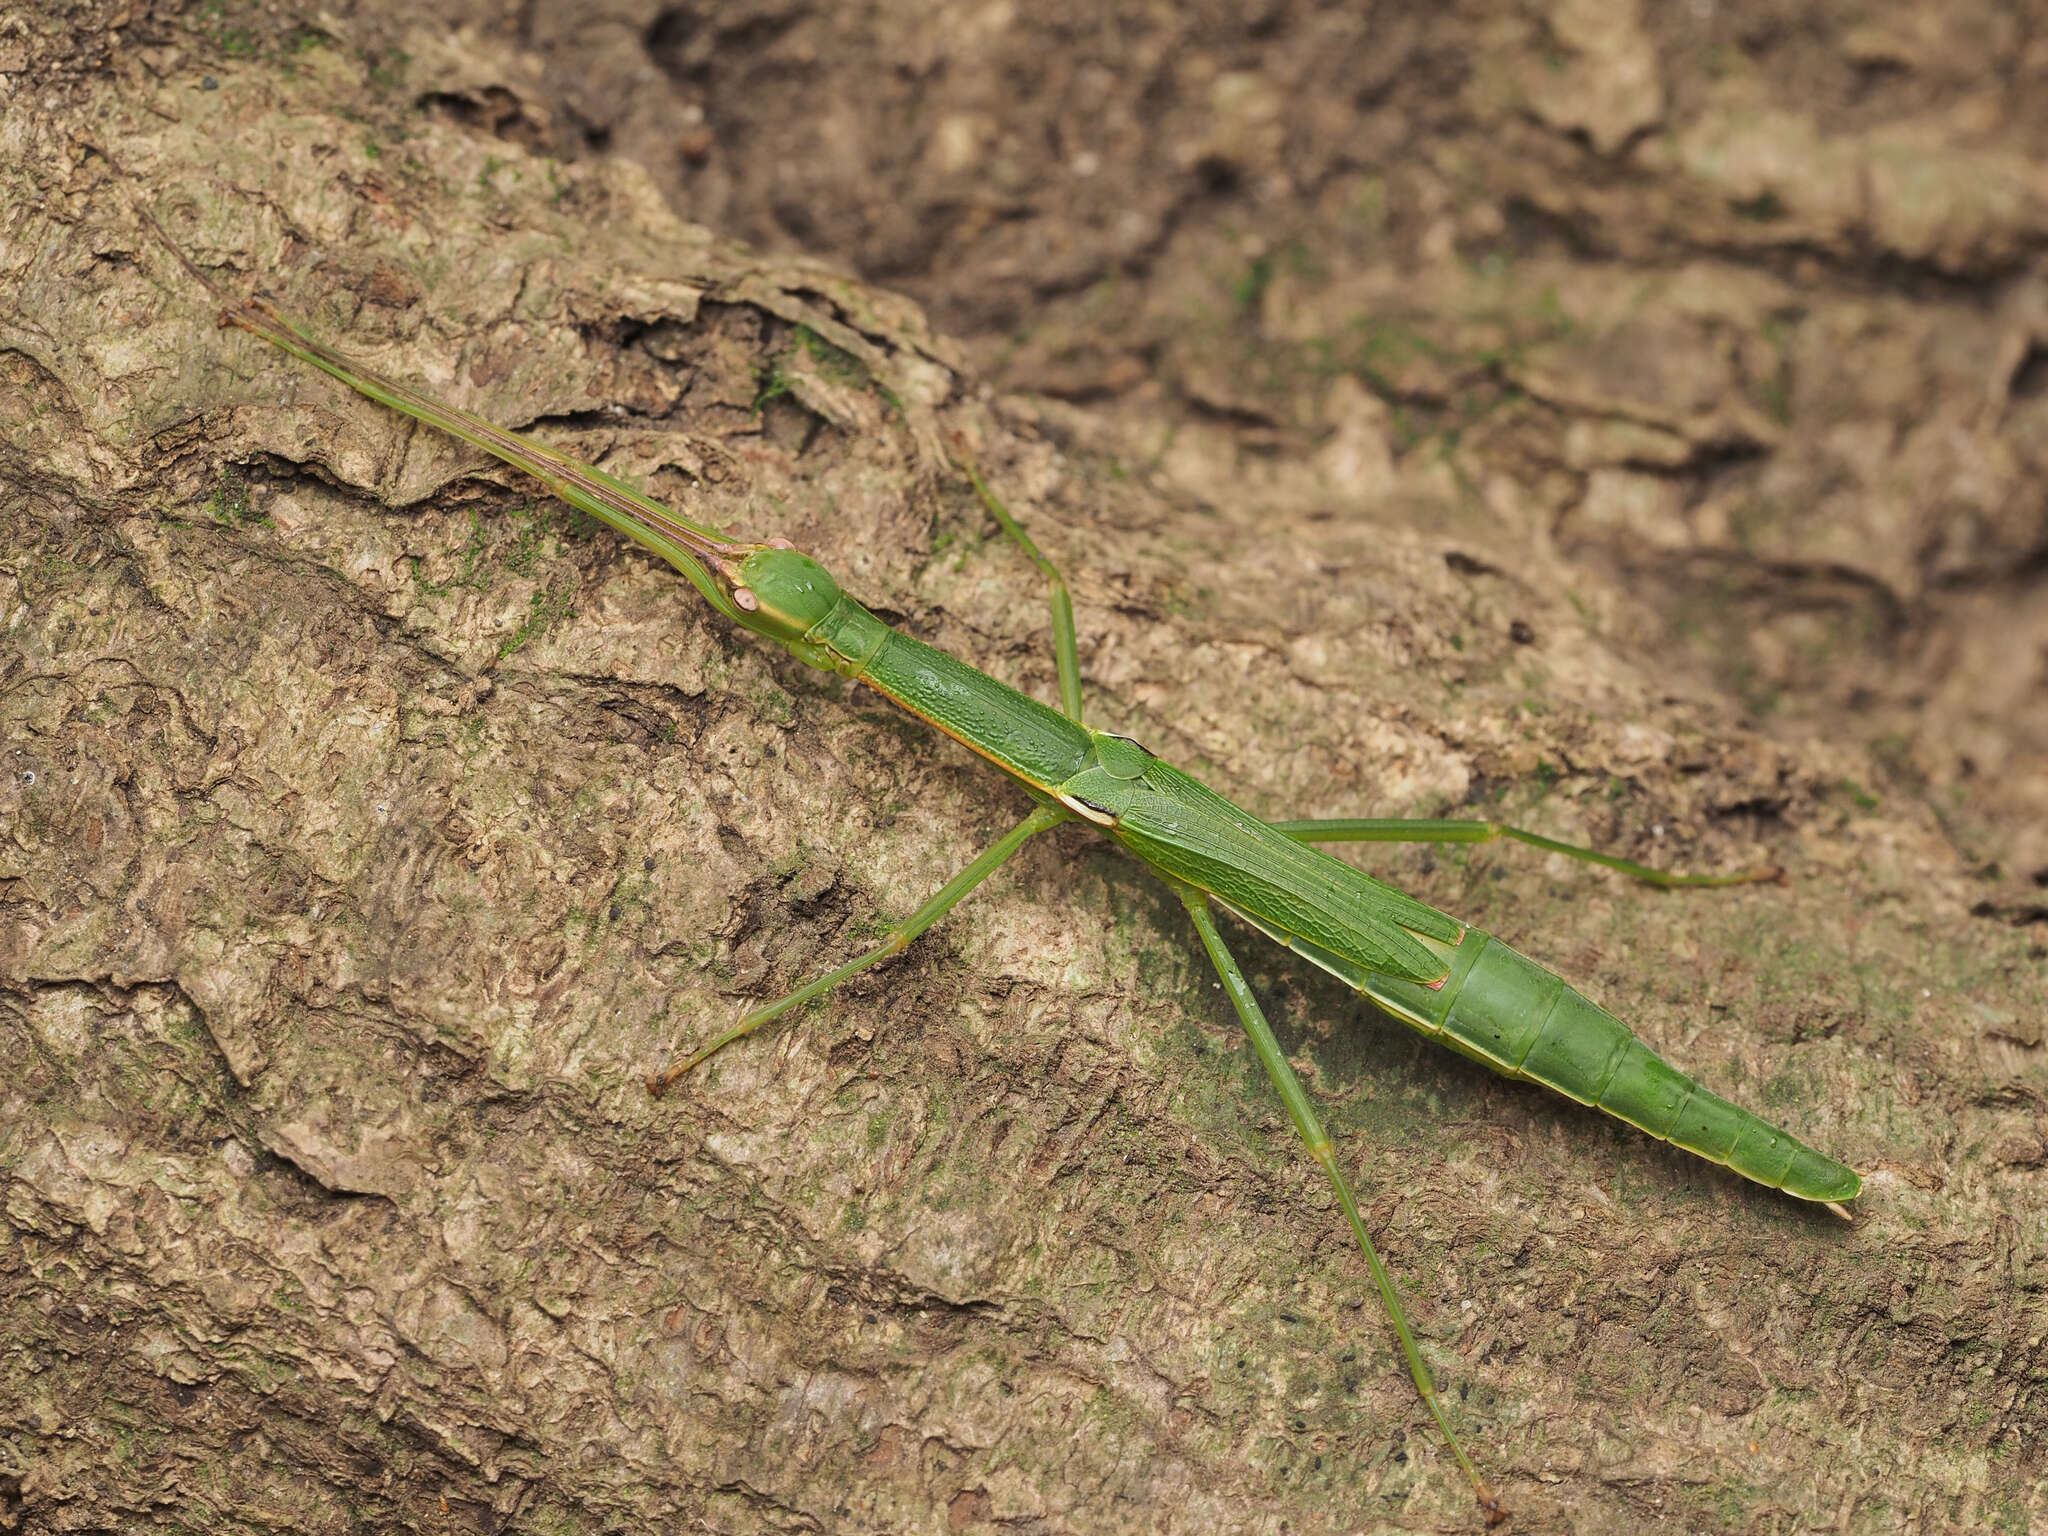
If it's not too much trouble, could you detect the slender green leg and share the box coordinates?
[1269,816,1781,888]
[961,459,1085,723]
[647,801,1072,1094]
[1173,882,1507,1525]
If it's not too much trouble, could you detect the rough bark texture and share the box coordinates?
[2,3,2044,1534]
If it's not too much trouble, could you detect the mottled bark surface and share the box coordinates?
[1,4,2044,1534]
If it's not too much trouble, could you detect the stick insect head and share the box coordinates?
[731,544,844,643]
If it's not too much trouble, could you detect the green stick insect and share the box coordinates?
[222,297,1861,1525]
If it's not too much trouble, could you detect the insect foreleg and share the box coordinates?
[1172,882,1507,1526]
[648,801,1071,1092]
[1270,816,1780,888]
[959,460,1084,724]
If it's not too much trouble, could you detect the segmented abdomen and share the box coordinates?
[1365,931,1860,1204]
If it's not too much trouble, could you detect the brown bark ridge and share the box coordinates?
[2,13,2042,1536]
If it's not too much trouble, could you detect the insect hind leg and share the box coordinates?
[1171,881,1506,1525]
[1269,816,1780,889]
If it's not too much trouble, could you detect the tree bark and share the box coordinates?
[1,11,2041,1534]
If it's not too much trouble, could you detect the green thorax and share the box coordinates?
[757,545,1459,986]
